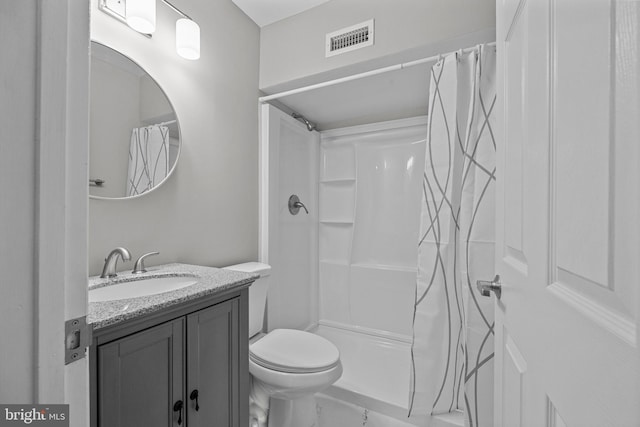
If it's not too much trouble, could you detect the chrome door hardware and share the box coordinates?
[288,195,309,215]
[65,316,91,365]
[476,275,502,299]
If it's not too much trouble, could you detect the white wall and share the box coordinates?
[0,0,38,403]
[259,0,496,91]
[89,0,260,275]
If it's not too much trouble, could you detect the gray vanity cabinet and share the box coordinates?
[98,319,184,427]
[92,291,248,427]
[186,299,239,426]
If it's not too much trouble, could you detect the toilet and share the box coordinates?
[224,262,342,427]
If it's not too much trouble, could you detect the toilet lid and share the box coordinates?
[249,329,340,374]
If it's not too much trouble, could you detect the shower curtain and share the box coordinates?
[126,124,170,196]
[409,45,497,427]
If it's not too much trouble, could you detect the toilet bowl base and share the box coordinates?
[268,395,318,427]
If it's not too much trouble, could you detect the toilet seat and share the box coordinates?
[250,329,340,374]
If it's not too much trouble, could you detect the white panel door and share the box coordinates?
[494,1,639,426]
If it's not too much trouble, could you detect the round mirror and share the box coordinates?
[89,41,181,199]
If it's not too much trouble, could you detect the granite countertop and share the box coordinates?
[88,263,257,330]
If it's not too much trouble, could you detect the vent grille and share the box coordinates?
[330,26,370,51]
[326,19,374,57]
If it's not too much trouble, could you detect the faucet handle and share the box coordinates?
[132,251,160,274]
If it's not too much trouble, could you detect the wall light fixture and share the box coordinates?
[176,18,201,60]
[125,0,156,33]
[99,0,201,60]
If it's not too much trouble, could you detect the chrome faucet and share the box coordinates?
[132,251,160,274]
[100,247,131,278]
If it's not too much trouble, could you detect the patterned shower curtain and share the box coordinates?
[409,45,497,427]
[126,124,170,196]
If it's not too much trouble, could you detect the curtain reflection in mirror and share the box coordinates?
[126,124,170,196]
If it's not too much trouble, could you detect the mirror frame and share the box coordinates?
[89,40,182,201]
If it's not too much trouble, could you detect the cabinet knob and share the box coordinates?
[173,400,183,425]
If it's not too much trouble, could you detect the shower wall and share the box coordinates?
[262,105,320,332]
[318,118,427,338]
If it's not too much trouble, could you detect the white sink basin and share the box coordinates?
[89,276,198,303]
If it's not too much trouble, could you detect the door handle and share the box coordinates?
[173,400,183,425]
[476,275,502,299]
[190,389,200,411]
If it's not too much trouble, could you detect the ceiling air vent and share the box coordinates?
[325,19,374,57]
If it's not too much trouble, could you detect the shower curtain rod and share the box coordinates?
[144,119,177,127]
[259,42,496,103]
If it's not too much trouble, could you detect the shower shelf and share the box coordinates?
[319,220,353,224]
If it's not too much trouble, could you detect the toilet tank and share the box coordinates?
[223,262,271,338]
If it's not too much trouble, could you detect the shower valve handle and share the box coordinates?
[294,201,309,214]
[288,195,309,215]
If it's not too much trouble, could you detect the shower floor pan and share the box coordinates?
[313,323,421,425]
[313,323,464,427]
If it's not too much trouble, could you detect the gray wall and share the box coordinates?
[259,0,496,91]
[89,0,260,275]
[90,55,141,198]
[0,0,37,403]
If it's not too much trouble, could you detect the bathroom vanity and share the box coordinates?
[88,264,256,427]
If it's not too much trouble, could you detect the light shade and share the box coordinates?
[176,18,200,60]
[126,0,156,34]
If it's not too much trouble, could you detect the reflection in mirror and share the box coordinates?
[89,42,180,199]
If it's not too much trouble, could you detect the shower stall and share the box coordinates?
[259,42,496,427]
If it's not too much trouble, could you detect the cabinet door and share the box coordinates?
[98,319,184,427]
[186,298,240,427]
